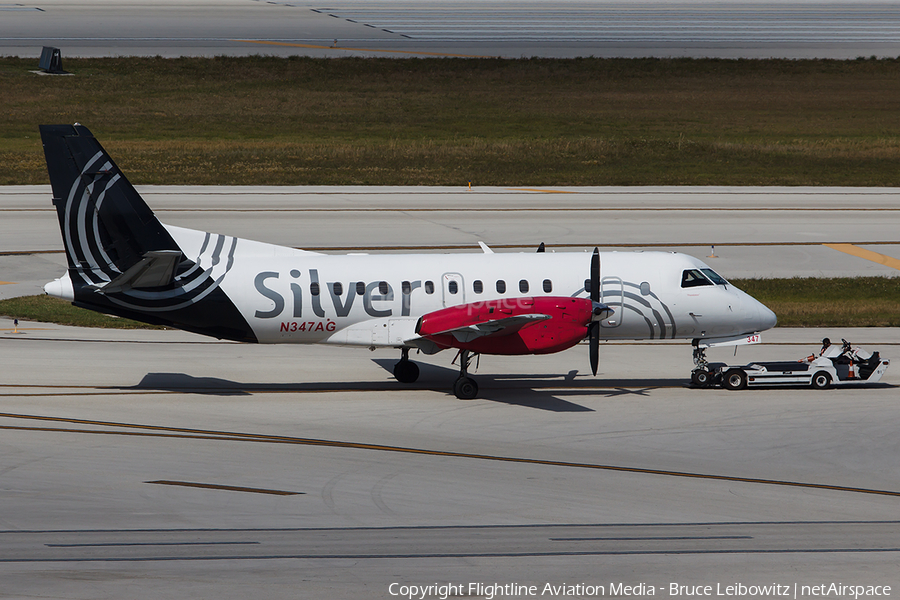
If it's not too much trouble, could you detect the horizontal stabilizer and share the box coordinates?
[97,250,182,294]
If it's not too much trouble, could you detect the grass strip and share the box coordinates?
[0,295,163,330]
[4,56,900,186]
[1,278,897,330]
[731,278,900,327]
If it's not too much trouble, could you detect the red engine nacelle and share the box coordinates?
[416,296,593,355]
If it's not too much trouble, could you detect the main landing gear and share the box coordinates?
[392,347,479,399]
[452,349,479,400]
[393,347,420,384]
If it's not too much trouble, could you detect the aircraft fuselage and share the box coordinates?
[154,225,776,348]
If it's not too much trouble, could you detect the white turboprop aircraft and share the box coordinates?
[40,124,777,398]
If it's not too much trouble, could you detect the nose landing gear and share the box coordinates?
[690,341,714,388]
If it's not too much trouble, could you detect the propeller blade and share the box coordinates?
[589,247,601,375]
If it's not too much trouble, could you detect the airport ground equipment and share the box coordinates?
[692,339,889,390]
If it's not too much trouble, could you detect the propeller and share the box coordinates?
[589,247,600,376]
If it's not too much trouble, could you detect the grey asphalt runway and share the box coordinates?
[2,0,899,59]
[2,185,899,299]
[1,185,899,596]
[0,320,898,598]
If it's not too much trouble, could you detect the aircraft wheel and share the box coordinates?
[453,376,479,400]
[393,360,420,384]
[722,368,747,391]
[691,369,711,387]
[811,371,832,390]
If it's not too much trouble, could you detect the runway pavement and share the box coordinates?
[2,185,899,299]
[0,319,898,597]
[1,185,899,597]
[2,0,899,59]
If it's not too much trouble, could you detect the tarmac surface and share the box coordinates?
[2,0,899,59]
[0,320,898,597]
[0,185,899,597]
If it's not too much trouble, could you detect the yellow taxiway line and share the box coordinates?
[3,411,900,499]
[147,480,301,496]
[824,243,900,272]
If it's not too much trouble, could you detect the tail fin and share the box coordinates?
[40,124,256,342]
[40,124,180,283]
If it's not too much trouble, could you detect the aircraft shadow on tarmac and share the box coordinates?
[129,367,684,413]
[371,359,682,411]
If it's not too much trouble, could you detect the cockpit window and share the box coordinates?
[681,269,713,288]
[701,268,728,286]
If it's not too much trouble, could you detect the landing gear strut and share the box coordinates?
[453,349,479,400]
[690,341,712,387]
[393,347,420,384]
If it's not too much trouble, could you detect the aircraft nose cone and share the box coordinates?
[758,303,777,331]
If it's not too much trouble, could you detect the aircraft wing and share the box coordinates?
[426,313,552,343]
[413,297,593,355]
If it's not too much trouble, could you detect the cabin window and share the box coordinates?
[519,279,529,293]
[543,279,552,293]
[681,269,713,288]
[332,282,343,296]
[473,279,483,294]
[584,279,591,294]
[356,281,365,295]
[640,281,651,296]
[310,282,320,296]
[378,281,389,295]
[425,280,434,294]
[402,281,411,294]
[496,280,506,294]
[448,280,458,294]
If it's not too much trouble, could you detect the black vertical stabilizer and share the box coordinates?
[40,124,180,278]
[39,124,257,342]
